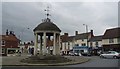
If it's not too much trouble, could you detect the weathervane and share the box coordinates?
[44,6,51,19]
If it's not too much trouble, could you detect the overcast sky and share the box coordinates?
[2,2,118,42]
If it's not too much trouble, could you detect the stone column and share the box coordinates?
[34,33,38,55]
[55,34,60,55]
[58,34,61,55]
[56,34,59,55]
[53,32,56,55]
[43,32,46,55]
[48,36,51,55]
[40,35,42,54]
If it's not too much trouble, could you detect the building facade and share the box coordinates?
[74,30,94,47]
[19,41,34,54]
[1,30,19,56]
[61,30,94,55]
[88,35,102,55]
[102,27,120,52]
[61,33,75,55]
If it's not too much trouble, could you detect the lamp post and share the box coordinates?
[83,24,88,47]
[83,24,88,33]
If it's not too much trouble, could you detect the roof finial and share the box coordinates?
[44,6,51,19]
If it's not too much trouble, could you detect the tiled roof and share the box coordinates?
[103,27,120,39]
[61,35,68,42]
[1,35,18,41]
[75,32,91,40]
[61,32,93,42]
[61,35,75,42]
[89,35,102,42]
[67,36,75,42]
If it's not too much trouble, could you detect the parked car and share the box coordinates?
[69,52,74,56]
[100,51,120,59]
[97,51,102,56]
[81,52,92,56]
[74,53,82,56]
[69,52,82,56]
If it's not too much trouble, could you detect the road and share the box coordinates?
[63,56,119,67]
[1,56,120,69]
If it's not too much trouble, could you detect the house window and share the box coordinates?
[90,42,93,46]
[109,39,114,43]
[82,39,84,41]
[64,43,66,49]
[75,44,79,46]
[118,38,120,43]
[2,48,5,54]
[68,42,70,45]
[1,40,5,46]
[95,42,98,46]
[82,43,86,46]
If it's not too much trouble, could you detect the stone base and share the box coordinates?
[20,55,71,64]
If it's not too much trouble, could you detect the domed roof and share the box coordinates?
[33,18,61,32]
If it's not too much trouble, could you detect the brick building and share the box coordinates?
[1,30,19,56]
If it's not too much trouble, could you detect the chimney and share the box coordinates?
[9,31,12,35]
[75,31,78,35]
[6,29,9,35]
[91,30,93,36]
[64,33,68,36]
[9,31,15,36]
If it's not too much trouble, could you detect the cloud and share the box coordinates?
[2,2,118,41]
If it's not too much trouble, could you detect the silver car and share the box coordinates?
[100,51,120,59]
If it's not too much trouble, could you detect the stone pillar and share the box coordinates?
[43,32,46,55]
[58,34,61,55]
[55,34,60,55]
[40,35,42,54]
[48,36,51,55]
[56,34,59,55]
[34,33,38,55]
[53,32,56,55]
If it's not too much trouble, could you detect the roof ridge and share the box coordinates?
[77,32,91,35]
[106,27,120,31]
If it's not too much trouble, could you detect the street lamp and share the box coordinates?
[83,24,88,33]
[83,24,88,46]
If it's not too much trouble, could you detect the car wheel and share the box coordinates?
[113,56,117,59]
[100,55,104,58]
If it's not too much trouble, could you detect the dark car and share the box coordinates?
[81,52,92,56]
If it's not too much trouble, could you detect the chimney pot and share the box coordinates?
[91,30,93,35]
[75,31,78,35]
[6,29,9,35]
[64,33,68,36]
